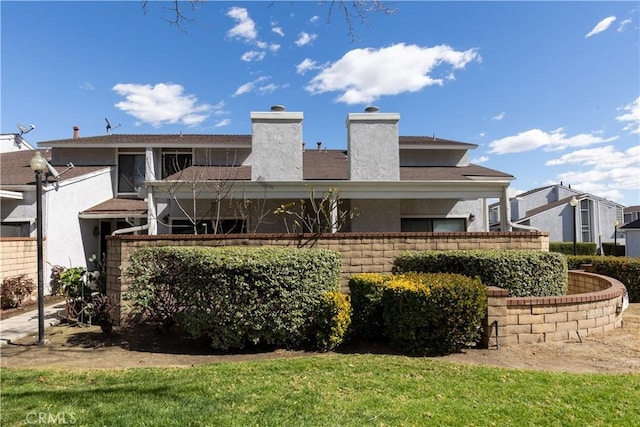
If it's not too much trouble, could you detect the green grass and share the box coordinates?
[2,354,639,426]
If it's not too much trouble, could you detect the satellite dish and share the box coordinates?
[17,123,36,135]
[105,117,121,134]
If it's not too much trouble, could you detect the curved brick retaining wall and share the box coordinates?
[483,270,628,347]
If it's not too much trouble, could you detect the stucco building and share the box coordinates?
[2,106,520,286]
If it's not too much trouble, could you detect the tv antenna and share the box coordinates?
[17,123,36,135]
[105,117,121,134]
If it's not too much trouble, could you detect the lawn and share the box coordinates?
[2,354,639,426]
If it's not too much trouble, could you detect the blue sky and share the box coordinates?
[2,1,639,205]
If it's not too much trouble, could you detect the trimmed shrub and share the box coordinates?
[313,291,351,352]
[1,274,34,309]
[123,249,185,329]
[382,273,487,355]
[124,246,342,351]
[566,255,640,303]
[549,242,597,256]
[601,243,626,257]
[393,250,568,297]
[348,273,392,341]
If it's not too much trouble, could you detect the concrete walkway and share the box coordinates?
[0,302,66,346]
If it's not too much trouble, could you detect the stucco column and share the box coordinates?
[500,186,511,232]
[145,147,157,235]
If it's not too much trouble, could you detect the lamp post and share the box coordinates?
[30,151,47,346]
[613,219,620,256]
[569,196,578,255]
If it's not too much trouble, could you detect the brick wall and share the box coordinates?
[0,238,39,284]
[106,231,549,324]
[482,270,627,347]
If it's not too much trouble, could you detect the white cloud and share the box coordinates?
[232,77,286,97]
[295,32,317,47]
[296,58,319,75]
[546,145,639,201]
[488,128,618,154]
[471,156,489,164]
[79,81,94,91]
[233,76,269,97]
[113,83,211,127]
[310,16,321,24]
[585,16,616,38]
[305,43,480,104]
[214,118,231,128]
[617,18,632,32]
[226,7,257,41]
[492,112,506,121]
[616,96,640,134]
[272,26,284,37]
[241,50,266,62]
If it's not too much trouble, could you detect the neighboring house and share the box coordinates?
[624,206,640,225]
[489,184,625,254]
[1,133,115,286]
[2,106,518,288]
[620,219,640,257]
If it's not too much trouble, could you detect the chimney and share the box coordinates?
[317,141,322,150]
[346,109,400,181]
[73,126,80,139]
[250,106,303,181]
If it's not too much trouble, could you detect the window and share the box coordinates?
[162,149,192,178]
[580,199,591,242]
[401,218,466,232]
[171,219,246,234]
[0,222,30,237]
[118,153,145,194]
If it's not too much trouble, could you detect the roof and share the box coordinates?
[0,149,107,186]
[625,205,640,213]
[157,149,511,182]
[517,195,587,221]
[513,185,555,199]
[80,198,147,218]
[400,165,513,180]
[163,165,252,181]
[399,136,477,149]
[620,218,640,230]
[303,150,349,180]
[40,134,253,147]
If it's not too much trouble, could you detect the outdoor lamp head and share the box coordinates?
[569,196,578,207]
[30,151,48,173]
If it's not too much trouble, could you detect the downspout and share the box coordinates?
[111,223,150,236]
[502,186,540,232]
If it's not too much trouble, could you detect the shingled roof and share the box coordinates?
[0,149,107,186]
[41,134,252,147]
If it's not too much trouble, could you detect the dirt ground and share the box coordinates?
[2,304,639,373]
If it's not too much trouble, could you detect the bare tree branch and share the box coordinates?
[141,1,396,37]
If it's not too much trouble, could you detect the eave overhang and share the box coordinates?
[147,178,513,200]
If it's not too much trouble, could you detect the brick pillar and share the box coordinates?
[481,286,509,348]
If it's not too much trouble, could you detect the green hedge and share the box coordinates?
[392,250,568,297]
[549,242,597,256]
[601,243,626,257]
[124,246,342,351]
[349,272,487,355]
[566,255,640,303]
[348,273,391,341]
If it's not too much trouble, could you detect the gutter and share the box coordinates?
[502,186,540,232]
[111,222,150,236]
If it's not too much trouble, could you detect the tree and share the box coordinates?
[274,186,357,235]
[141,0,397,37]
